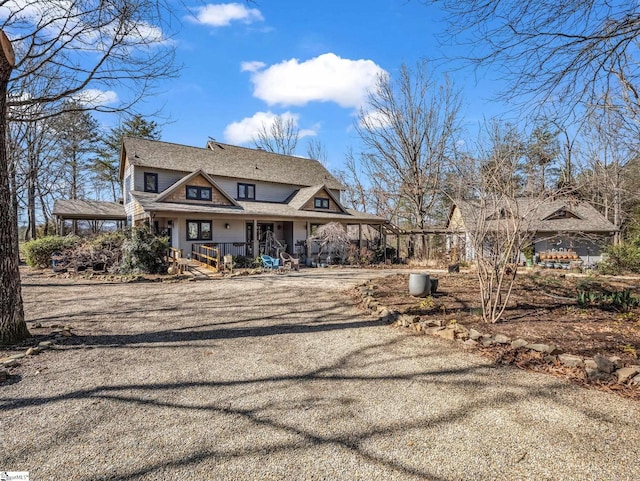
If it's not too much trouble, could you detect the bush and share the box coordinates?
[233,255,260,268]
[23,235,80,268]
[374,245,397,263]
[119,226,169,274]
[598,238,640,275]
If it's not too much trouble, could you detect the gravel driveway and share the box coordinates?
[2,268,639,480]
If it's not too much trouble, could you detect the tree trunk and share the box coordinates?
[0,30,29,344]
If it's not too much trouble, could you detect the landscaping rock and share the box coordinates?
[584,359,598,370]
[427,326,445,336]
[544,355,558,364]
[494,334,511,344]
[435,328,456,341]
[463,339,479,348]
[2,359,18,368]
[558,354,584,368]
[511,339,529,349]
[616,366,640,383]
[10,353,25,360]
[593,354,615,374]
[481,337,495,347]
[423,319,443,327]
[39,341,53,347]
[609,356,623,370]
[586,366,611,382]
[632,374,640,386]
[526,343,560,354]
[61,330,72,337]
[468,329,482,340]
[451,324,470,340]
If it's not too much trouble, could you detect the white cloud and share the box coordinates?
[72,89,118,107]
[223,111,317,145]
[241,61,266,73]
[358,109,392,130]
[245,53,385,108]
[185,3,263,27]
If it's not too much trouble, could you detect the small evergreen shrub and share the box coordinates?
[598,238,640,275]
[119,226,169,274]
[23,235,80,268]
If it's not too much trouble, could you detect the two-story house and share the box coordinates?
[55,137,386,259]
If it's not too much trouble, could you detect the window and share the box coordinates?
[123,175,131,203]
[144,172,158,193]
[238,183,255,200]
[186,220,212,241]
[186,185,212,201]
[314,197,330,209]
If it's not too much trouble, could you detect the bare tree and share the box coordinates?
[450,121,546,323]
[4,0,179,120]
[356,61,462,237]
[252,115,299,155]
[434,0,640,111]
[579,98,640,243]
[306,137,328,167]
[0,1,179,344]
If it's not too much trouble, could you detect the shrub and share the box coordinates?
[598,239,640,275]
[233,255,259,268]
[374,245,397,263]
[119,226,169,274]
[23,235,80,268]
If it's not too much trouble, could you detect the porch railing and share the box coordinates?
[193,242,251,258]
[191,244,220,271]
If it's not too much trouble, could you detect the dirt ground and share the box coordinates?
[371,270,640,366]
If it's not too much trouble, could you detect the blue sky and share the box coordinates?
[117,1,506,171]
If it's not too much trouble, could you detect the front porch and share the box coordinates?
[148,215,390,263]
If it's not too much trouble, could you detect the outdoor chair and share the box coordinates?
[260,255,280,272]
[279,252,299,271]
[223,254,233,273]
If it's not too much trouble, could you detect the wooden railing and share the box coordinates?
[191,244,220,271]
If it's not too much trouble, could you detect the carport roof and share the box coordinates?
[53,200,126,220]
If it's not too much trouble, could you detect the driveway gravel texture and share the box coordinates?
[1,268,640,480]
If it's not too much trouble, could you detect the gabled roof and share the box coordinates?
[120,137,344,190]
[155,169,239,206]
[53,199,126,220]
[287,184,349,213]
[449,197,617,233]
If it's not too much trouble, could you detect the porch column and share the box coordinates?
[252,219,258,257]
[306,221,311,258]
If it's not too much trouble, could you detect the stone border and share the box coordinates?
[0,325,74,382]
[356,281,640,389]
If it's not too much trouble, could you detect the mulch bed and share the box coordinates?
[368,270,640,398]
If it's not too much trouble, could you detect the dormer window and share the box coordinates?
[238,183,255,200]
[144,172,158,193]
[186,185,212,201]
[314,197,330,209]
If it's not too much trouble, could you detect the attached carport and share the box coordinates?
[52,199,127,235]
